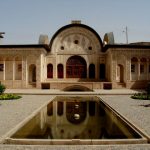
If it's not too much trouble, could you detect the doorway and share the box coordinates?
[66,55,87,78]
[29,64,36,83]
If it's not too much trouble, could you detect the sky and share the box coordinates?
[0,0,150,44]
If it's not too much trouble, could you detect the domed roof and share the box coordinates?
[49,22,103,50]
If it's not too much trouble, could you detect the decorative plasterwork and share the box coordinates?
[51,27,102,55]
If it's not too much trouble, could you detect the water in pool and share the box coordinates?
[11,96,141,140]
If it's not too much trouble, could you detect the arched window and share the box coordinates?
[89,64,95,79]
[66,55,87,78]
[57,64,64,78]
[131,57,138,73]
[140,58,146,74]
[47,64,53,78]
[99,64,106,80]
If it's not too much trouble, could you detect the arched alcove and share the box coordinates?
[57,64,64,78]
[47,64,53,78]
[66,55,87,78]
[29,64,36,83]
[89,64,95,79]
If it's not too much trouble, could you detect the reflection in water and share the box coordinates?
[11,96,141,140]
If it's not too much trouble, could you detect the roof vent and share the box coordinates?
[0,32,5,38]
[38,34,49,44]
[103,32,115,45]
[71,20,81,24]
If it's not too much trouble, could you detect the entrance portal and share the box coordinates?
[66,56,87,78]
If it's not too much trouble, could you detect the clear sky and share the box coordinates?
[0,0,150,44]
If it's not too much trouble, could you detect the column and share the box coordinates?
[127,59,131,81]
[36,55,41,89]
[125,57,131,88]
[64,63,66,79]
[87,62,89,79]
[13,59,15,81]
[55,56,57,80]
[54,101,57,126]
[3,59,5,80]
[95,63,98,80]
[22,56,27,88]
[56,64,58,79]
[146,59,149,80]
[112,60,117,81]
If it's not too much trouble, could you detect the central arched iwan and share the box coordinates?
[66,55,87,78]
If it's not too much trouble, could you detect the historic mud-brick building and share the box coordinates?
[0,21,150,90]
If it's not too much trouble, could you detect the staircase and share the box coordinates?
[28,83,36,88]
[117,82,126,88]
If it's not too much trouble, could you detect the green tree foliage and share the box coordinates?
[0,84,6,94]
[146,82,150,95]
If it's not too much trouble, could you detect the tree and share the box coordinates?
[145,82,150,100]
[0,83,6,94]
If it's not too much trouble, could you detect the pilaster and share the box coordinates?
[138,59,140,80]
[22,56,27,88]
[3,59,5,80]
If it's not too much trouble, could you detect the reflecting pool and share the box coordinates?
[5,96,148,145]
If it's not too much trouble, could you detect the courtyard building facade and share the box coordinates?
[0,21,150,90]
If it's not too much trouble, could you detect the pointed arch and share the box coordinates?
[66,55,87,78]
[47,64,53,78]
[57,64,64,78]
[89,64,95,79]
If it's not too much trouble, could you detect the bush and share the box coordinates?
[0,93,21,100]
[146,82,150,95]
[131,93,150,100]
[0,84,6,94]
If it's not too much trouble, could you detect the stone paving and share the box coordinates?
[100,95,150,139]
[5,89,144,95]
[0,89,149,150]
[0,95,54,138]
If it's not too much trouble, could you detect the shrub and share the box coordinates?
[0,93,21,100]
[146,82,150,95]
[0,84,6,94]
[131,93,150,100]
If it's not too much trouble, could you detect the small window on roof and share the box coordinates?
[60,46,64,50]
[88,46,92,50]
[74,40,79,44]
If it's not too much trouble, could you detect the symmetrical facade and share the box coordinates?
[0,21,150,90]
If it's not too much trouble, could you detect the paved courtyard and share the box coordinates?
[0,89,149,149]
